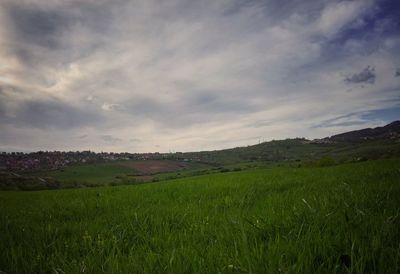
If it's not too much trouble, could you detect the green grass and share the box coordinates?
[29,160,214,187]
[184,138,400,165]
[1,159,399,273]
[44,163,133,185]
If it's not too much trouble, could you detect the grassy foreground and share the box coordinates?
[0,159,399,273]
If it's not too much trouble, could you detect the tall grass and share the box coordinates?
[0,159,399,273]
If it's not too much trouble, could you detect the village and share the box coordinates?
[0,151,181,171]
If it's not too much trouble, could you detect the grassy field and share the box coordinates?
[44,163,133,185]
[0,162,137,190]
[0,159,399,273]
[3,160,214,190]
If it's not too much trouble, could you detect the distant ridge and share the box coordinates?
[327,121,400,142]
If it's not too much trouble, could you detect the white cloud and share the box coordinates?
[101,103,122,111]
[316,0,373,38]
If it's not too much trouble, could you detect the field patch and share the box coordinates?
[121,160,190,175]
[45,163,132,186]
[10,160,212,188]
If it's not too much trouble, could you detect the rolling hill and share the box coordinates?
[1,121,399,190]
[326,121,400,141]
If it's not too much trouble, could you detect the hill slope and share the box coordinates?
[184,121,400,164]
[327,121,400,141]
[1,121,399,190]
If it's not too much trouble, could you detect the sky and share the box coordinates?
[0,0,399,153]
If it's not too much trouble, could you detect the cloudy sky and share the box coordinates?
[0,0,399,152]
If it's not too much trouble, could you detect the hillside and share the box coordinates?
[327,121,400,141]
[184,121,400,164]
[1,121,400,190]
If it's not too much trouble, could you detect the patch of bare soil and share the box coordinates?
[120,160,188,175]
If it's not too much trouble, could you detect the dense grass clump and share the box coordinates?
[0,159,399,273]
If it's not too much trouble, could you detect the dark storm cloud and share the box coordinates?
[345,66,376,84]
[396,68,400,77]
[1,4,71,69]
[2,0,118,68]
[7,99,101,130]
[6,4,71,49]
[4,0,119,43]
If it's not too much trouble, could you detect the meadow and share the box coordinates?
[0,159,399,273]
[0,160,214,190]
[43,163,134,186]
[42,160,213,186]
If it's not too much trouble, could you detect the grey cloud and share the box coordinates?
[318,120,367,128]
[6,4,72,49]
[2,4,72,71]
[344,66,376,85]
[5,0,118,45]
[3,98,101,130]
[123,98,197,128]
[314,112,369,128]
[2,0,118,70]
[101,103,123,111]
[101,135,122,144]
[396,68,400,77]
[123,92,261,129]
[186,92,261,115]
[248,120,273,128]
[0,101,6,121]
[123,98,201,128]
[223,0,325,24]
[77,134,88,139]
[125,98,165,118]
